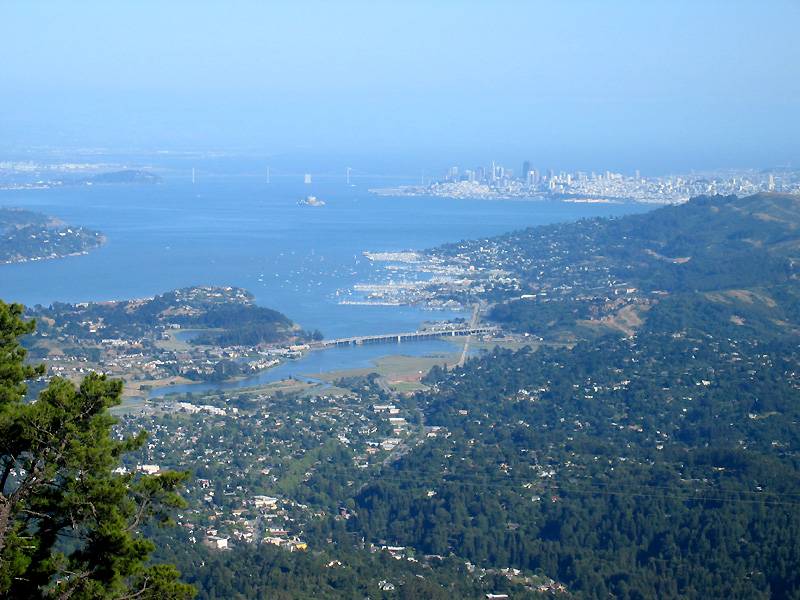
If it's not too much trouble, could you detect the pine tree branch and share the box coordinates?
[0,460,12,494]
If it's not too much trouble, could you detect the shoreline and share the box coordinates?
[119,335,529,412]
[0,248,95,265]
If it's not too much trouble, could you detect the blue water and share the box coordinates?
[151,338,460,398]
[0,170,651,388]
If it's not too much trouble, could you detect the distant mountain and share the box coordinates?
[428,193,800,341]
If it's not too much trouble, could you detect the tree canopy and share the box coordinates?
[0,300,194,600]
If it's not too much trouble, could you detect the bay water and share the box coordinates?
[0,169,650,391]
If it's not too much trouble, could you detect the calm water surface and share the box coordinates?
[0,172,651,387]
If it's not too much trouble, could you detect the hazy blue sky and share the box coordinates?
[2,1,798,174]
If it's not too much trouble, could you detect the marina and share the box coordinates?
[0,171,649,383]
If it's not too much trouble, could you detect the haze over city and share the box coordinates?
[2,1,798,175]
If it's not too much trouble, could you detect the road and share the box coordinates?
[458,302,484,367]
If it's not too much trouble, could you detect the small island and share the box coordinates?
[298,195,324,206]
[78,170,162,185]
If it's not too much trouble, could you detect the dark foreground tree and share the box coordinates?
[0,300,195,599]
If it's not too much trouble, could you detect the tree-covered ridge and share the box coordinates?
[434,193,800,291]
[317,192,800,598]
[174,543,552,600]
[427,193,800,339]
[0,207,61,229]
[341,329,800,599]
[0,206,105,264]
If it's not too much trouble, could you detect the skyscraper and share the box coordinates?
[522,160,532,181]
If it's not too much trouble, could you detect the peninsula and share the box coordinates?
[23,285,321,398]
[371,165,800,204]
[0,206,105,263]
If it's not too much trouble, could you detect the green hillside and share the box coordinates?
[331,194,800,598]
[475,193,800,340]
[12,193,800,599]
[0,206,105,263]
[138,193,800,599]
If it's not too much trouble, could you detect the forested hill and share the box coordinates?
[437,193,800,340]
[0,206,105,263]
[583,192,800,293]
[74,192,800,599]
[335,193,800,598]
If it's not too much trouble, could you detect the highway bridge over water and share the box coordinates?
[311,327,495,349]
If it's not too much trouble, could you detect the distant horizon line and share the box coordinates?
[0,146,795,181]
